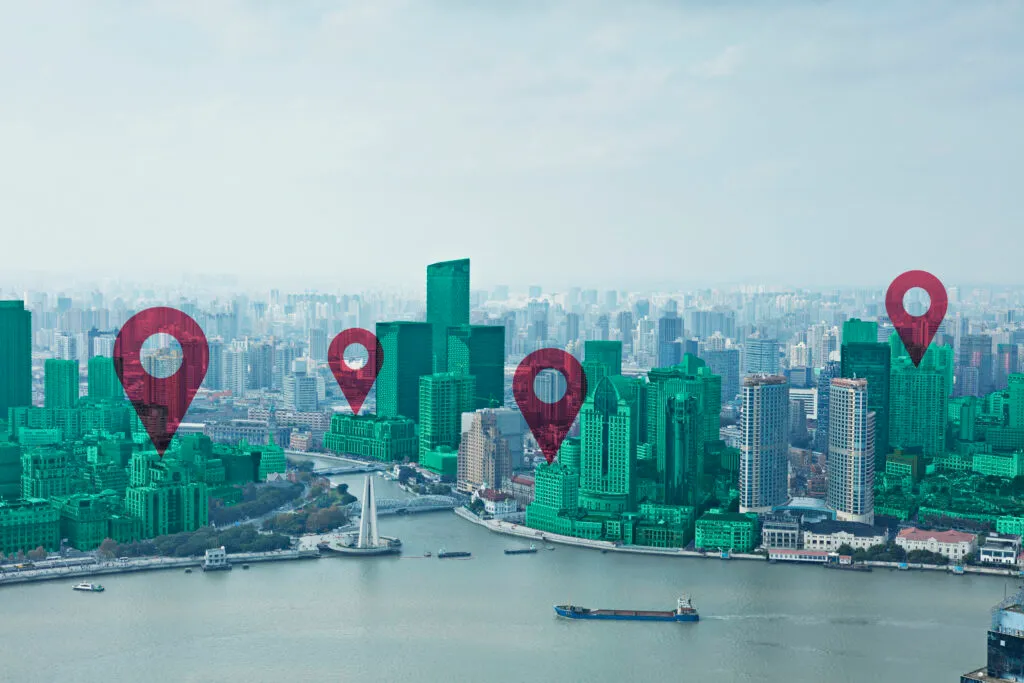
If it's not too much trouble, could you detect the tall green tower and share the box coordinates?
[446,324,505,408]
[426,258,470,373]
[582,340,622,398]
[1010,374,1024,429]
[665,391,705,507]
[841,319,890,469]
[889,342,950,457]
[645,354,721,479]
[44,359,79,409]
[0,301,32,417]
[417,372,476,461]
[375,322,433,421]
[87,356,123,400]
[579,375,644,518]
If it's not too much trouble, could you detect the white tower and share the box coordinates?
[356,476,380,549]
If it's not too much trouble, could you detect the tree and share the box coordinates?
[836,544,855,556]
[27,546,47,562]
[98,538,118,559]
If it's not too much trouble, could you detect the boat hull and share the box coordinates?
[554,606,698,622]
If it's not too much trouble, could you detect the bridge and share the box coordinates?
[346,495,459,516]
[313,463,387,475]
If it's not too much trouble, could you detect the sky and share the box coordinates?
[1,1,1022,292]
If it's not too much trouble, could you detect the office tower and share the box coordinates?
[447,324,505,408]
[565,312,581,345]
[789,342,810,368]
[418,373,475,460]
[92,334,115,358]
[956,335,994,397]
[247,341,275,390]
[995,344,1019,392]
[527,300,550,350]
[593,315,610,342]
[703,348,740,403]
[634,299,650,320]
[376,321,433,421]
[44,359,79,409]
[604,290,618,310]
[634,316,657,367]
[813,361,841,453]
[0,301,32,417]
[841,319,890,469]
[0,442,22,501]
[283,360,319,411]
[684,339,699,357]
[616,311,634,355]
[787,366,814,389]
[273,342,296,391]
[54,333,78,361]
[21,447,70,499]
[665,391,705,507]
[205,338,224,390]
[657,309,683,368]
[688,308,736,340]
[579,376,643,517]
[457,409,514,492]
[223,345,247,397]
[744,334,780,375]
[739,375,790,514]
[87,356,123,400]
[827,378,875,524]
[308,328,328,364]
[889,356,947,458]
[582,340,623,398]
[426,258,470,373]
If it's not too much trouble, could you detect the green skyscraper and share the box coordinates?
[841,319,890,469]
[418,372,476,462]
[426,258,470,373]
[375,321,433,421]
[44,359,79,409]
[579,376,644,519]
[645,355,721,481]
[0,301,32,418]
[88,356,123,400]
[1010,374,1024,429]
[582,340,622,398]
[665,391,706,507]
[889,343,950,457]
[447,324,505,408]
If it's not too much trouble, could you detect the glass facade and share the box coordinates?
[426,258,470,373]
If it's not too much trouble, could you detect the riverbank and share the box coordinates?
[453,508,1024,578]
[0,548,321,588]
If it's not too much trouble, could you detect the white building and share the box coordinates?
[979,533,1021,565]
[895,528,977,562]
[473,488,518,518]
[827,378,875,525]
[801,520,888,552]
[739,375,790,514]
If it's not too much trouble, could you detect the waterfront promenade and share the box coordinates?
[0,548,321,587]
[453,507,1024,578]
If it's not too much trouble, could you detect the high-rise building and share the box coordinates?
[426,258,470,373]
[657,309,683,368]
[87,356,123,400]
[44,359,79,409]
[827,378,875,524]
[0,301,32,417]
[813,361,842,453]
[616,311,634,355]
[376,321,433,421]
[703,348,741,403]
[283,361,319,412]
[446,324,505,408]
[665,391,705,507]
[956,335,994,398]
[579,376,644,518]
[54,333,78,361]
[1009,374,1024,429]
[739,375,789,514]
[582,340,622,398]
[205,338,224,390]
[21,447,70,500]
[223,345,247,397]
[841,319,890,470]
[247,341,275,390]
[564,312,580,345]
[744,335,779,375]
[457,409,514,493]
[995,344,1019,393]
[889,344,951,457]
[418,373,475,461]
[308,328,328,364]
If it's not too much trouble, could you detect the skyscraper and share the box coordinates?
[889,343,951,457]
[616,311,634,355]
[657,308,683,368]
[956,335,993,398]
[0,301,32,417]
[205,338,224,390]
[744,335,780,375]
[44,359,79,409]
[457,408,514,493]
[426,258,470,373]
[995,344,1019,393]
[813,361,841,453]
[703,348,741,403]
[247,341,275,390]
[582,340,622,398]
[87,356,123,400]
[646,355,720,484]
[418,373,475,461]
[446,324,505,408]
[665,391,705,507]
[827,378,875,524]
[283,360,319,411]
[376,321,433,421]
[308,328,328,364]
[223,346,247,397]
[739,375,790,514]
[579,376,643,518]
[841,319,890,470]
[1009,374,1024,429]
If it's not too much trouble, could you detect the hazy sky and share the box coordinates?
[1,1,1022,291]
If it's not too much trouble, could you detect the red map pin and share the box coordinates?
[114,307,209,457]
[328,328,384,415]
[885,270,948,367]
[513,348,587,464]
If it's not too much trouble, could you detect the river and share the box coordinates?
[0,469,1005,682]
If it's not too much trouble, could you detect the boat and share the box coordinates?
[952,565,965,575]
[184,569,193,574]
[423,551,432,558]
[438,548,471,559]
[505,545,538,555]
[73,582,104,592]
[545,545,555,551]
[555,595,699,622]
[242,564,250,570]
[720,550,731,560]
[897,562,910,571]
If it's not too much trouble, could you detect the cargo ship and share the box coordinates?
[554,595,699,622]
[504,545,538,555]
[438,548,471,559]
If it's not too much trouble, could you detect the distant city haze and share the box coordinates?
[1,2,1022,289]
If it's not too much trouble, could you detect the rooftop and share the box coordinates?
[804,520,887,538]
[898,527,977,544]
